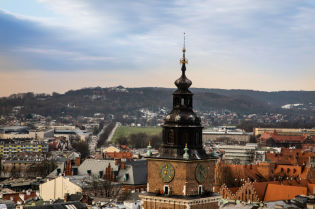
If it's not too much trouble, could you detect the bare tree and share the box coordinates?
[83,177,121,199]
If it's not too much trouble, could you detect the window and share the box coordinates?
[181,98,185,106]
[198,185,203,195]
[164,185,169,195]
[73,168,78,175]
[175,98,180,107]
[124,173,129,181]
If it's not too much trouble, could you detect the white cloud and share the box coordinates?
[1,0,315,91]
[15,47,115,62]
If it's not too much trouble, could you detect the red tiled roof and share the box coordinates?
[252,182,269,201]
[272,135,306,142]
[308,183,315,194]
[105,151,133,159]
[119,145,131,151]
[2,191,37,204]
[228,187,239,195]
[259,130,308,143]
[263,184,307,202]
[259,132,272,140]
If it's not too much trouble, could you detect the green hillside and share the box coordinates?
[112,126,162,142]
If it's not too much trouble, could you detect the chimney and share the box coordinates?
[64,193,70,202]
[121,162,125,169]
[75,157,81,166]
[115,159,120,165]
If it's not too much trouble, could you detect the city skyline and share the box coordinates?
[1,0,315,97]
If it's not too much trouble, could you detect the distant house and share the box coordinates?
[257,130,315,148]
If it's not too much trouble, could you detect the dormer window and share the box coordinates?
[124,173,129,181]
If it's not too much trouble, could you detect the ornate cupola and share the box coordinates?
[159,36,208,160]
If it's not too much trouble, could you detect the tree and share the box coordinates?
[150,134,162,149]
[97,122,116,148]
[26,159,57,178]
[116,136,128,145]
[83,177,121,199]
[10,164,21,178]
[129,133,147,148]
[72,141,90,159]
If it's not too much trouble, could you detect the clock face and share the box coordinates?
[195,163,207,184]
[159,163,175,183]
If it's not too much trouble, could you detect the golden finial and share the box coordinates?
[185,143,188,148]
[180,32,188,64]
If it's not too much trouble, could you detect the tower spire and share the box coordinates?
[180,32,187,65]
[175,33,191,91]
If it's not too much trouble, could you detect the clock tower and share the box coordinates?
[139,39,220,209]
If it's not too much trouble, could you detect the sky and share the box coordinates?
[0,0,315,97]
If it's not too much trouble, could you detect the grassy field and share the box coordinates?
[112,126,162,142]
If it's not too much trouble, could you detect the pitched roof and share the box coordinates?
[116,160,147,185]
[2,191,37,204]
[252,182,269,201]
[78,159,119,176]
[263,184,307,202]
[25,201,87,209]
[105,152,133,160]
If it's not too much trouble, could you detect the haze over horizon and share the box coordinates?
[1,0,315,97]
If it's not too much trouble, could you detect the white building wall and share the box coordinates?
[39,176,82,201]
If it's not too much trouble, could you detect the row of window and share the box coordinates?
[0,145,44,147]
[0,149,43,151]
[163,185,203,195]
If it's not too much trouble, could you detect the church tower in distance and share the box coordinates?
[139,39,220,209]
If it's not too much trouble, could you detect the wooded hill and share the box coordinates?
[0,86,314,119]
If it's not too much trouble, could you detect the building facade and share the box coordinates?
[218,144,257,164]
[39,176,82,201]
[0,142,48,157]
[139,46,220,209]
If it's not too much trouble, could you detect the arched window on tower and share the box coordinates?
[181,98,185,106]
[175,97,180,107]
[168,129,174,144]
